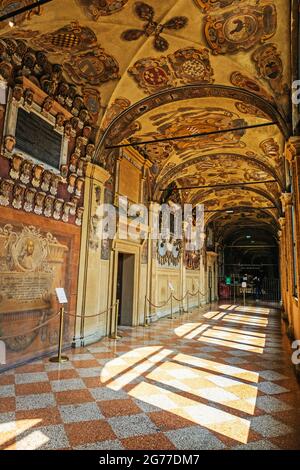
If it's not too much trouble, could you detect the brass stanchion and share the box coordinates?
[109,300,121,340]
[143,296,150,327]
[187,292,189,315]
[168,295,174,320]
[49,306,69,363]
[198,290,201,314]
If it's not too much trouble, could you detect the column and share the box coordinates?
[74,163,110,346]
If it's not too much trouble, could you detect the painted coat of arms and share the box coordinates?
[204,3,277,54]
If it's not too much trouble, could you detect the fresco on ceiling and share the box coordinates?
[230,71,274,101]
[128,47,214,94]
[63,46,120,86]
[0,0,40,30]
[194,0,242,13]
[76,0,129,19]
[137,141,173,165]
[252,44,287,96]
[234,102,270,120]
[31,22,97,54]
[121,1,188,52]
[168,48,214,85]
[101,97,132,130]
[168,157,271,190]
[128,56,173,94]
[259,138,280,163]
[147,107,247,154]
[155,153,278,205]
[204,3,277,54]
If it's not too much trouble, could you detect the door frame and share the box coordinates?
[109,239,141,332]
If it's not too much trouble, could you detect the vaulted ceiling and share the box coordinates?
[0,0,293,240]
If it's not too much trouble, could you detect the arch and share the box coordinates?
[96,83,290,157]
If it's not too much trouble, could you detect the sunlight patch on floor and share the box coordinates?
[0,419,43,449]
[129,381,250,444]
[147,361,258,414]
[174,353,259,383]
[174,322,202,338]
[101,347,172,390]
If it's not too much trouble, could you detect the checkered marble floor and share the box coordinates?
[1,302,300,450]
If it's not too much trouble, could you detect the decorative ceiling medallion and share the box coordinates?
[31,22,97,54]
[128,56,174,94]
[63,47,119,86]
[168,47,214,84]
[234,102,270,120]
[76,0,129,19]
[0,0,40,30]
[204,4,277,54]
[252,44,287,96]
[230,71,273,101]
[121,2,188,52]
[128,47,214,94]
[194,0,241,13]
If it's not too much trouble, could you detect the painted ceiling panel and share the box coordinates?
[0,0,291,235]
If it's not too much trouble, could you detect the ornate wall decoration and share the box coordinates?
[0,224,68,351]
[101,97,131,131]
[185,250,201,271]
[168,47,214,84]
[230,71,273,101]
[128,56,174,94]
[31,22,97,54]
[194,0,241,13]
[0,1,40,30]
[81,86,102,125]
[252,44,287,96]
[234,102,270,120]
[63,46,119,86]
[76,0,129,19]
[259,137,280,163]
[204,4,277,54]
[121,2,188,52]
[157,237,182,266]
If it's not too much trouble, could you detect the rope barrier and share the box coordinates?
[0,311,61,340]
[146,294,172,309]
[65,302,117,319]
[188,290,199,298]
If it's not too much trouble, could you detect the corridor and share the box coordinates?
[1,303,299,450]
